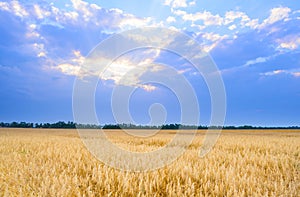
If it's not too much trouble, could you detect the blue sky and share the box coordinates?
[0,0,300,126]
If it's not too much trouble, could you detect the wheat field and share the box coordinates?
[0,128,299,196]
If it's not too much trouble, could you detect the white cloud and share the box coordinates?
[277,35,300,50]
[224,10,260,29]
[71,50,85,65]
[15,43,43,60]
[11,0,28,18]
[25,23,42,39]
[90,3,101,10]
[119,15,152,30]
[26,30,40,38]
[124,28,177,47]
[172,0,188,8]
[0,2,9,11]
[170,6,293,31]
[172,9,261,29]
[200,32,228,52]
[166,16,176,23]
[244,19,259,29]
[63,11,79,22]
[109,8,123,14]
[261,69,300,77]
[140,84,157,92]
[91,49,164,91]
[70,0,88,13]
[55,63,81,76]
[191,23,205,30]
[70,0,93,22]
[260,7,291,28]
[202,42,218,53]
[244,57,269,67]
[29,43,47,57]
[172,9,186,16]
[52,50,85,76]
[224,11,250,25]
[164,0,172,6]
[177,68,192,74]
[26,31,40,38]
[228,24,237,30]
[262,69,284,76]
[37,52,46,58]
[33,4,50,19]
[51,5,59,15]
[52,46,163,92]
[32,43,44,50]
[221,54,278,74]
[189,1,196,6]
[28,23,37,29]
[202,32,228,42]
[279,40,300,50]
[179,10,223,26]
[164,0,188,8]
[164,0,196,8]
[0,0,28,18]
[46,1,152,30]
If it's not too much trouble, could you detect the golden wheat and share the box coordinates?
[0,128,299,196]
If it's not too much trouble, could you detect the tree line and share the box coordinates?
[0,121,76,129]
[0,121,299,129]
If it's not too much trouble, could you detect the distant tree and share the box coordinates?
[0,121,299,130]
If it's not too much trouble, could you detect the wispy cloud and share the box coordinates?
[243,56,270,67]
[164,0,188,8]
[276,35,300,50]
[261,69,300,77]
[0,1,28,18]
[175,10,223,26]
